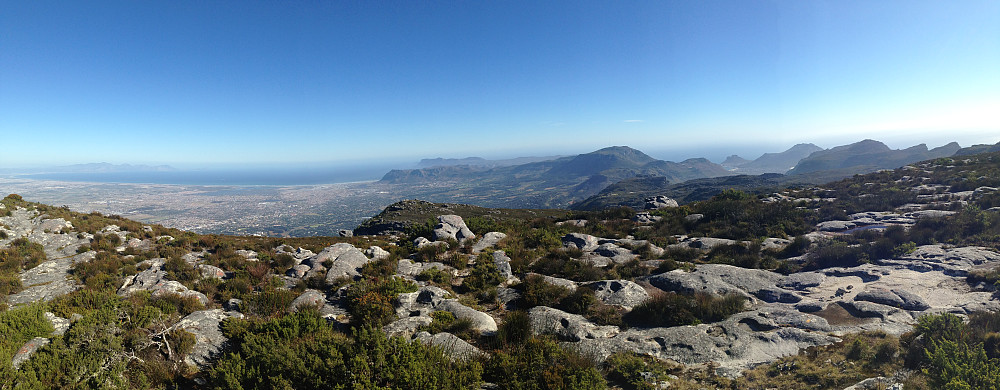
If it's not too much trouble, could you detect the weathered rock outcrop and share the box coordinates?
[176,309,243,368]
[414,331,486,362]
[118,258,210,306]
[395,286,497,334]
[644,195,679,209]
[433,215,476,242]
[472,231,507,253]
[529,306,619,341]
[584,280,650,310]
[311,243,373,283]
[562,233,600,252]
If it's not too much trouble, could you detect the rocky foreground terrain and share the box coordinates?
[2,152,1000,389]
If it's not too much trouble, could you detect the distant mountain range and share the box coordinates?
[380,146,733,208]
[416,155,563,168]
[786,140,960,175]
[722,143,824,174]
[570,139,975,210]
[379,139,990,210]
[955,141,1000,156]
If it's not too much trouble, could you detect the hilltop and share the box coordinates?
[4,149,1000,387]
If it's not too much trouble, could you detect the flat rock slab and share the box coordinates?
[7,251,93,305]
[177,309,243,369]
[414,331,486,362]
[472,232,507,253]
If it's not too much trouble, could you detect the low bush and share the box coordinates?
[624,292,746,328]
[208,311,482,389]
[485,336,605,390]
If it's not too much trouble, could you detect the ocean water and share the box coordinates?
[19,164,403,186]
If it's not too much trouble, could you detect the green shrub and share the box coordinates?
[208,311,482,389]
[164,256,198,285]
[463,254,505,292]
[416,266,452,284]
[346,277,417,327]
[420,310,477,339]
[151,292,205,316]
[498,311,532,347]
[624,292,746,328]
[519,274,572,308]
[485,336,605,390]
[243,288,299,317]
[272,253,296,273]
[604,352,679,390]
[806,241,868,270]
[0,238,46,273]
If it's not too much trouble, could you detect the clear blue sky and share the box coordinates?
[2,1,998,167]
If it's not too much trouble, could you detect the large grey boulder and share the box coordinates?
[473,232,507,253]
[593,243,635,262]
[289,289,326,312]
[526,273,578,291]
[585,280,650,310]
[816,220,857,232]
[633,212,662,224]
[493,250,514,280]
[562,233,600,252]
[176,309,243,368]
[316,243,374,283]
[118,258,210,306]
[571,308,839,377]
[528,306,619,341]
[671,237,738,251]
[395,286,453,318]
[644,195,679,209]
[396,259,451,278]
[44,312,74,336]
[198,264,226,280]
[414,331,487,362]
[437,300,497,334]
[779,272,826,291]
[365,246,390,260]
[383,316,433,338]
[433,215,476,242]
[906,210,956,219]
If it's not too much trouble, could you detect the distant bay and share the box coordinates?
[16,164,401,186]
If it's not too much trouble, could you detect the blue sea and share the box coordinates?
[18,164,406,186]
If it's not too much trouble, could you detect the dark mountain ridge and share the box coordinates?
[787,139,960,175]
[378,146,733,208]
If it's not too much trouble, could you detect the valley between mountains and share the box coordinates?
[2,144,1000,388]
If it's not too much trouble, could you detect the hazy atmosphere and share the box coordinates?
[2,1,998,168]
[7,3,1000,388]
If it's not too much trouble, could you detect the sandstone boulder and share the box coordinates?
[433,215,475,242]
[644,195,679,209]
[585,280,650,310]
[562,233,600,252]
[414,331,487,362]
[528,306,619,341]
[289,289,326,312]
[176,309,243,368]
[472,232,507,253]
